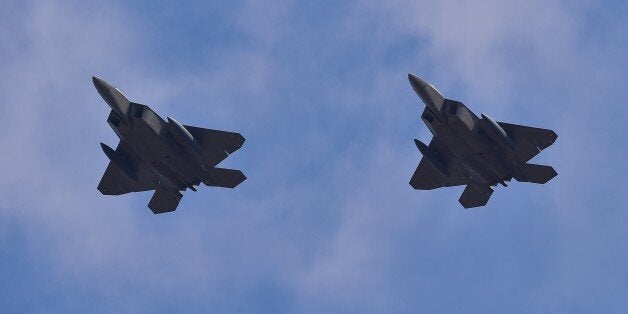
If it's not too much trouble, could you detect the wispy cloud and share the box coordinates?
[0,0,626,313]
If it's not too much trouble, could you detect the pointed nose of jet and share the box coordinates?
[407,73,445,111]
[92,76,112,94]
[92,76,131,122]
[408,73,427,90]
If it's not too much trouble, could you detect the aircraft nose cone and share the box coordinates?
[407,73,445,111]
[91,76,131,121]
[92,76,112,93]
[408,73,427,90]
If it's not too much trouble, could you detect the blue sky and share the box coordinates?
[0,0,627,313]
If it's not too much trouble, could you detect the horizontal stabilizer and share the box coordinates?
[514,163,557,184]
[148,187,183,214]
[202,168,246,188]
[459,181,494,209]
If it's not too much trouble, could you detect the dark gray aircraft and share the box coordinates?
[93,77,246,214]
[408,74,557,208]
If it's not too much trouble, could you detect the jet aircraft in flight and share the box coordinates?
[408,74,557,208]
[93,77,246,214]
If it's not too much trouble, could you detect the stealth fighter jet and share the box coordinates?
[93,77,246,214]
[408,74,557,208]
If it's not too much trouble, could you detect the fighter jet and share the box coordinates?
[408,74,557,208]
[93,77,246,214]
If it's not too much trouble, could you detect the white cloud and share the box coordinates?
[289,0,628,312]
[1,0,626,312]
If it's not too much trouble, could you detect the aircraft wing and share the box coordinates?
[410,138,468,190]
[184,125,245,166]
[498,122,557,162]
[97,141,158,195]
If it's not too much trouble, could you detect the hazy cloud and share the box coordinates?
[0,0,626,313]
